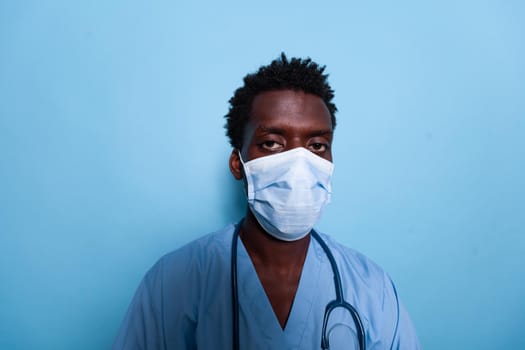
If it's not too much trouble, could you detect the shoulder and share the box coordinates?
[132,223,237,322]
[313,231,393,321]
[144,223,236,285]
[314,232,392,331]
[127,224,237,310]
[314,231,388,284]
[314,231,421,349]
[113,224,238,349]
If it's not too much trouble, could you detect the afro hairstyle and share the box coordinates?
[224,53,337,149]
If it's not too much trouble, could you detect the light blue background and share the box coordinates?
[1,1,524,349]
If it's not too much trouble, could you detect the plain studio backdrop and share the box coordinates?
[1,1,524,349]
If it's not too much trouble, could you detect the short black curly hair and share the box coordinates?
[224,53,337,149]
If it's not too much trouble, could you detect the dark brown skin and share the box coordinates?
[229,89,333,329]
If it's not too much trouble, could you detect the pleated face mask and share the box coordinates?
[240,147,334,241]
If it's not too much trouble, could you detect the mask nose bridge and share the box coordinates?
[286,153,318,188]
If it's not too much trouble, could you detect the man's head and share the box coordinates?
[227,54,337,240]
[224,53,337,151]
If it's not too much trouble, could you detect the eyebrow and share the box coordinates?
[257,126,286,135]
[257,126,333,137]
[307,129,333,137]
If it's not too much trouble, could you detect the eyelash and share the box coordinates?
[260,141,283,151]
[259,141,329,154]
[309,143,328,152]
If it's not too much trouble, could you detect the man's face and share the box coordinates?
[240,89,333,163]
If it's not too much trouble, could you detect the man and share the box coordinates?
[113,54,421,349]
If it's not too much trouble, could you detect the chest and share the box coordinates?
[186,249,368,350]
[253,262,304,329]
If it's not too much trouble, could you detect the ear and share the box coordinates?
[229,149,243,180]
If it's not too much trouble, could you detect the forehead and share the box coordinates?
[248,90,332,131]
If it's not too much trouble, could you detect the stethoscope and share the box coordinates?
[230,223,366,350]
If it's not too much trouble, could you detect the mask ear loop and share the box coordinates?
[237,151,251,199]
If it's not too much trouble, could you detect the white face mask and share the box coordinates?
[239,147,334,241]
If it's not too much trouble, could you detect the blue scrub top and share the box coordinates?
[113,223,421,349]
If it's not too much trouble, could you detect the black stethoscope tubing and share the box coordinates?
[231,224,366,350]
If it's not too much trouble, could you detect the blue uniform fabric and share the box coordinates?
[113,223,421,349]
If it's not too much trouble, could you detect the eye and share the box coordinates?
[260,140,284,152]
[308,142,328,153]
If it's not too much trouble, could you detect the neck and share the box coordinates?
[239,210,310,268]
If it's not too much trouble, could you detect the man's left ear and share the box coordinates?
[229,149,243,180]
